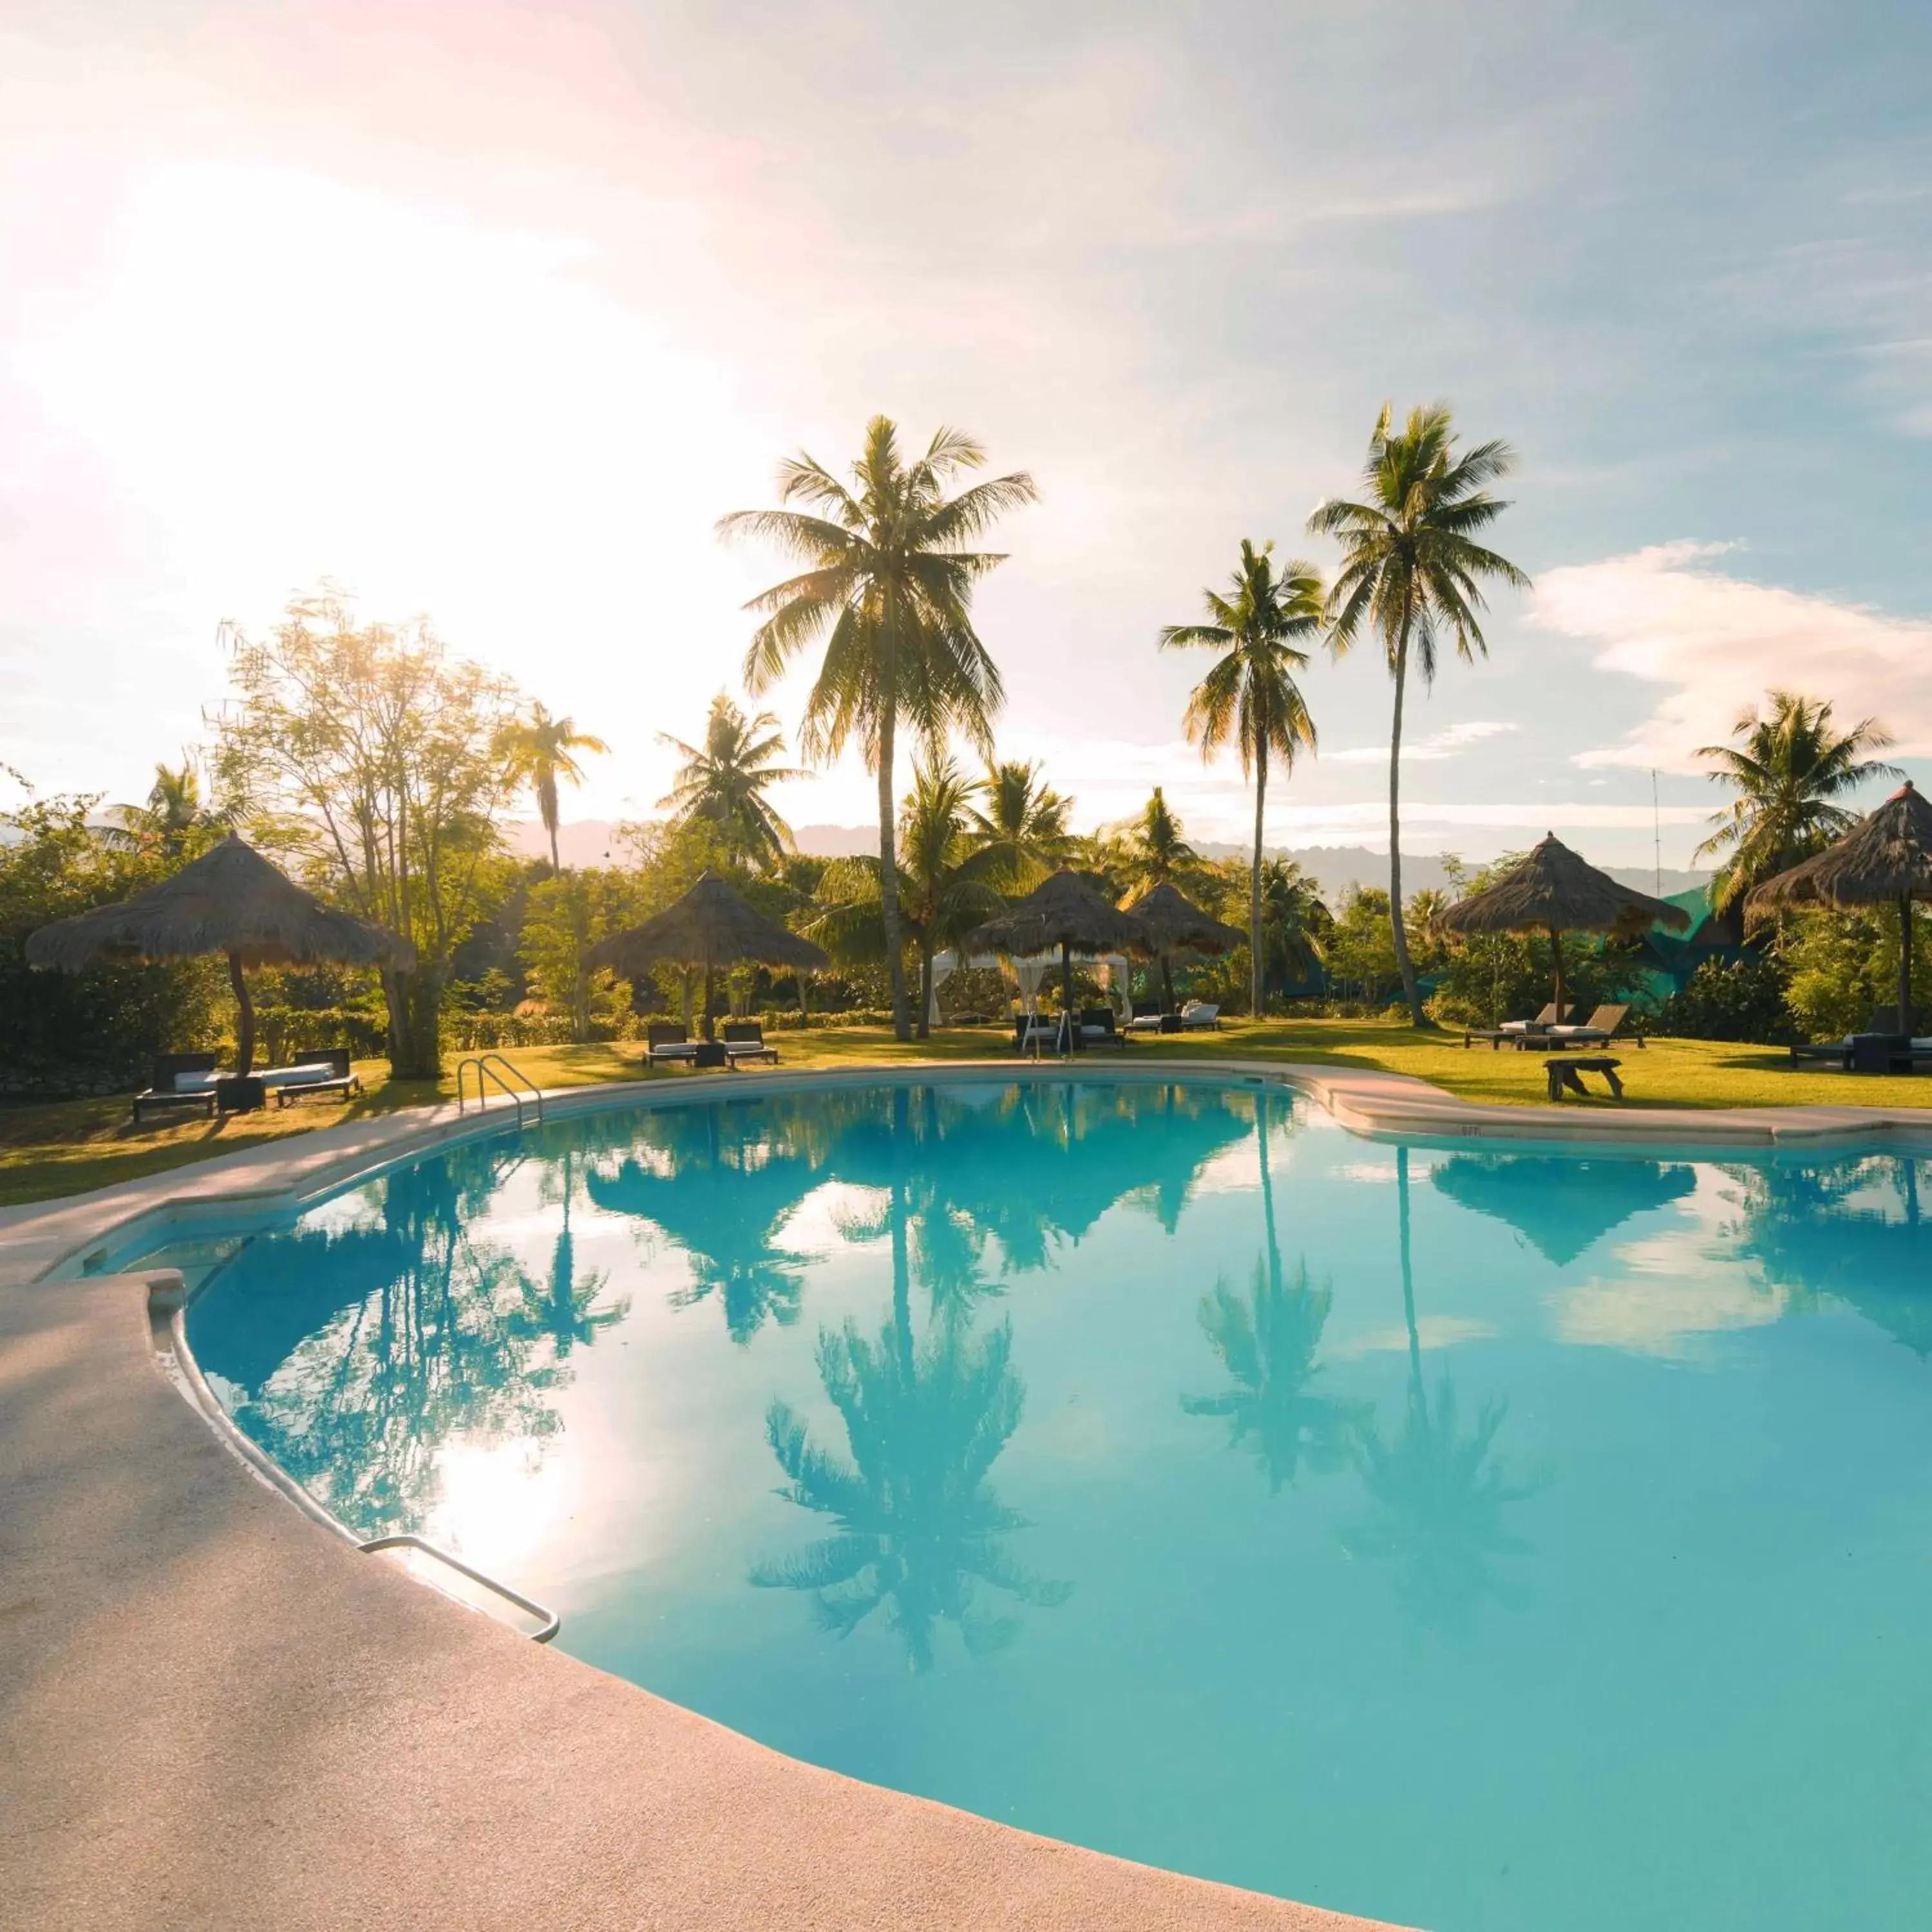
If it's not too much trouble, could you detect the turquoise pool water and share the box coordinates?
[158,1077,1931,1931]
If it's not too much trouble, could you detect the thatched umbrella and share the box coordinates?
[1748,780,1932,1032]
[589,871,828,1039]
[25,835,412,1076]
[1126,881,1245,1014]
[1437,833,1690,1019]
[964,869,1155,1025]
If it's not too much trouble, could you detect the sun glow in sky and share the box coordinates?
[5,1,1931,863]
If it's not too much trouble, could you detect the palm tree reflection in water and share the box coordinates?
[1345,1146,1542,1636]
[1184,1089,1364,1491]
[754,1086,1070,1670]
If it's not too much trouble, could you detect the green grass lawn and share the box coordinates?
[3,1020,1927,1209]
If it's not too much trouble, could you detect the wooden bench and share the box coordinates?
[1545,1055,1624,1102]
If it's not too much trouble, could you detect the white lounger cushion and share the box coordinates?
[257,1065,341,1088]
[172,1071,220,1093]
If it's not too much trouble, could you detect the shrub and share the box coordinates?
[1654,956,1797,1045]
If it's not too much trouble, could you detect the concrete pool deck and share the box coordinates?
[5,1059,1929,1931]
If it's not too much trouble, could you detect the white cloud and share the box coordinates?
[1325,720,1520,764]
[1530,542,1932,772]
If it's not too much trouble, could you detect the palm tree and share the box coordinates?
[111,757,227,857]
[803,759,1007,1039]
[1117,786,1201,897]
[719,417,1037,1041]
[1310,404,1529,1027]
[497,701,610,873]
[967,760,1072,891]
[658,693,804,871]
[1160,538,1321,1020]
[1256,858,1332,1001]
[1696,690,1899,913]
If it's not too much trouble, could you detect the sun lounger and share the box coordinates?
[261,1049,361,1106]
[129,1052,222,1125]
[721,1020,780,1065]
[1463,1004,1575,1049]
[1180,1001,1220,1030]
[645,1023,702,1067]
[1013,1014,1059,1054]
[1542,1005,1641,1050]
[1078,1007,1128,1048]
[1788,1010,1922,1070]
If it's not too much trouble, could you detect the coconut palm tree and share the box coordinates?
[802,759,1007,1039]
[109,757,228,857]
[658,693,804,871]
[1310,404,1528,1026]
[967,759,1072,891]
[1256,858,1332,1000]
[1160,539,1321,1019]
[1696,690,1899,913]
[719,417,1036,1041]
[497,701,610,873]
[1117,786,1202,898]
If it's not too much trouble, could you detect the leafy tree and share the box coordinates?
[1160,538,1320,1019]
[1696,690,1899,913]
[0,782,223,1094]
[496,700,609,875]
[657,693,803,872]
[802,759,1006,1038]
[720,416,1036,1041]
[1656,954,1798,1044]
[966,759,1072,891]
[518,868,641,1042]
[213,592,523,1079]
[1781,901,1932,1040]
[1311,404,1529,1025]
[1326,886,1401,1006]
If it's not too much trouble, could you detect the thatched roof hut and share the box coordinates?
[1747,781,1932,1028]
[965,871,1155,1024]
[589,872,828,1038]
[1126,882,1245,956]
[1125,882,1244,1014]
[25,835,412,1075]
[1437,833,1689,1016]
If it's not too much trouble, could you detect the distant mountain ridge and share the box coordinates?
[512,822,1710,904]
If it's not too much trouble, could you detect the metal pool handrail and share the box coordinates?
[359,1534,560,1644]
[456,1054,545,1128]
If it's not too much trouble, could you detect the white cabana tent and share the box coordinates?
[929,947,1133,1028]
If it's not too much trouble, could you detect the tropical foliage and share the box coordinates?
[497,700,609,874]
[966,760,1071,891]
[721,416,1036,1040]
[1311,404,1529,1025]
[658,693,802,871]
[1160,538,1321,1019]
[1696,691,1898,913]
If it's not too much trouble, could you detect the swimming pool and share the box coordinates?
[139,1075,1931,1930]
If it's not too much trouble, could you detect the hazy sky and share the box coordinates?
[4,0,1929,864]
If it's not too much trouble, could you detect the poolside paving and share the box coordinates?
[6,1059,1929,1931]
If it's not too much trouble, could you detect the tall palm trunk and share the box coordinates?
[1387,614,1426,1027]
[876,706,910,1041]
[541,771,561,874]
[1250,743,1268,1021]
[916,934,934,1042]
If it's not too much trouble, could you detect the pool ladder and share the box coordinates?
[455,1054,545,1128]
